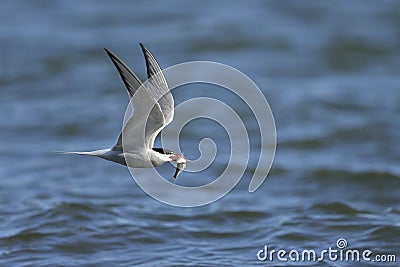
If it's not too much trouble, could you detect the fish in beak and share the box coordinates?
[171,156,188,183]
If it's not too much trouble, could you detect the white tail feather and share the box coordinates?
[53,151,101,156]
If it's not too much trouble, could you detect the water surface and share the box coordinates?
[1,1,399,266]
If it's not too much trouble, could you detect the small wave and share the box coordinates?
[40,201,117,221]
[385,207,400,214]
[309,168,400,183]
[155,209,270,224]
[3,230,51,244]
[369,225,400,239]
[275,231,318,242]
[308,201,365,215]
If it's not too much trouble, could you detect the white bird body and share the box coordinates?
[61,149,171,167]
[60,43,187,180]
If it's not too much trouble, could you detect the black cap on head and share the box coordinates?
[152,148,174,155]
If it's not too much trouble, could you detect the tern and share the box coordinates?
[60,43,187,181]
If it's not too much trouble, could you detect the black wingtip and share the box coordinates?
[104,48,116,59]
[104,48,125,69]
[139,43,148,54]
[103,47,143,98]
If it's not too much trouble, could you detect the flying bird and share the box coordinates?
[60,43,187,181]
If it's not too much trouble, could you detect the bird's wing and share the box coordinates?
[121,87,165,152]
[104,48,142,97]
[139,43,174,148]
[105,48,164,152]
[106,45,172,152]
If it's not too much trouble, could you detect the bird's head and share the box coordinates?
[168,154,188,164]
[169,154,189,182]
[152,148,189,181]
[152,148,188,164]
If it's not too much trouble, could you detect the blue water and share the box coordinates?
[1,1,400,266]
